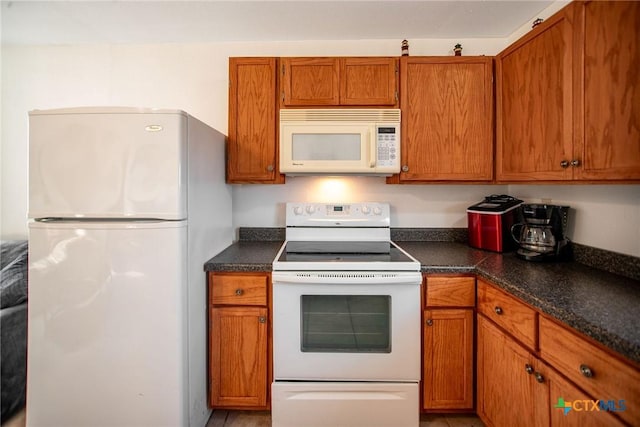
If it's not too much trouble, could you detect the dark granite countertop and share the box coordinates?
[396,241,640,365]
[204,235,640,365]
[205,240,283,272]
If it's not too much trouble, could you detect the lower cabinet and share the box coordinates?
[539,315,639,426]
[208,272,270,409]
[543,364,626,427]
[477,314,538,427]
[478,315,626,427]
[477,280,632,427]
[423,276,475,410]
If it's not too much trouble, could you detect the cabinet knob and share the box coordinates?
[534,372,545,383]
[401,165,409,172]
[426,319,433,326]
[259,316,266,324]
[494,306,503,315]
[571,159,581,167]
[560,160,570,168]
[235,288,244,296]
[266,164,274,172]
[525,364,534,374]
[580,364,594,378]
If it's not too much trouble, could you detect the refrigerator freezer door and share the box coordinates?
[27,220,188,427]
[29,109,188,219]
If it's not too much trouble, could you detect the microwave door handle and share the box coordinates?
[369,131,376,168]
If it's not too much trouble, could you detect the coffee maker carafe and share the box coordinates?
[511,204,570,261]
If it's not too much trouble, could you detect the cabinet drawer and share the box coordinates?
[539,316,640,425]
[477,280,537,350]
[210,273,268,306]
[426,276,475,307]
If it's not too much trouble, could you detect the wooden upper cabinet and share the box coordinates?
[573,1,640,180]
[396,57,493,182]
[281,57,339,106]
[228,57,283,184]
[281,57,398,107]
[497,1,640,182]
[496,4,575,181]
[340,57,398,105]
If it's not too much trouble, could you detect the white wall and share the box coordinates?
[507,185,640,258]
[2,35,640,257]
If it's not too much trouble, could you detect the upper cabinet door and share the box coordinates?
[496,5,576,181]
[340,57,398,106]
[280,57,398,107]
[281,57,340,106]
[397,57,494,182]
[228,57,282,183]
[573,1,640,180]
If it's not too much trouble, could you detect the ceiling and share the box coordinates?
[1,0,555,45]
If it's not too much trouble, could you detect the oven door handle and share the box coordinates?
[272,272,421,286]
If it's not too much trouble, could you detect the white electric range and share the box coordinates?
[271,202,421,427]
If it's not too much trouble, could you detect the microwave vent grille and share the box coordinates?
[280,109,400,123]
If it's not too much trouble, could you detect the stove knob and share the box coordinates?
[293,206,304,215]
[361,205,371,215]
[306,205,316,214]
[373,207,382,215]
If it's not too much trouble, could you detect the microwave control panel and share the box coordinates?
[376,125,400,170]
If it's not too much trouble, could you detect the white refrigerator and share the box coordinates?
[26,107,232,427]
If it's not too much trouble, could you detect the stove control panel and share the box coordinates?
[286,202,390,227]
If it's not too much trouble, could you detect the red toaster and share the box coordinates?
[467,195,523,252]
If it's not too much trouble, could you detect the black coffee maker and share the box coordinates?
[510,204,571,261]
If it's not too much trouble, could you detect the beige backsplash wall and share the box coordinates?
[232,178,640,257]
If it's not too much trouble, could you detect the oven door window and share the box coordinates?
[301,295,391,353]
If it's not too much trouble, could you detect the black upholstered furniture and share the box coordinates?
[1,240,28,422]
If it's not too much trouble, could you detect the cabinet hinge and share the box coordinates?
[395,91,399,102]
[281,92,285,102]
[282,64,285,75]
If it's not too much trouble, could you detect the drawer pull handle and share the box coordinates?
[259,316,266,324]
[494,306,503,315]
[426,319,433,326]
[235,288,244,296]
[525,364,534,374]
[534,372,545,383]
[580,364,594,378]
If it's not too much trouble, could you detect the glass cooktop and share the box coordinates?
[276,241,415,263]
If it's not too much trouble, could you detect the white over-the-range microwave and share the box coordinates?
[279,109,400,176]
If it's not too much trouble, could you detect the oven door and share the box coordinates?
[272,271,421,382]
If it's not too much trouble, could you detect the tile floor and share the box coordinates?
[207,410,485,427]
